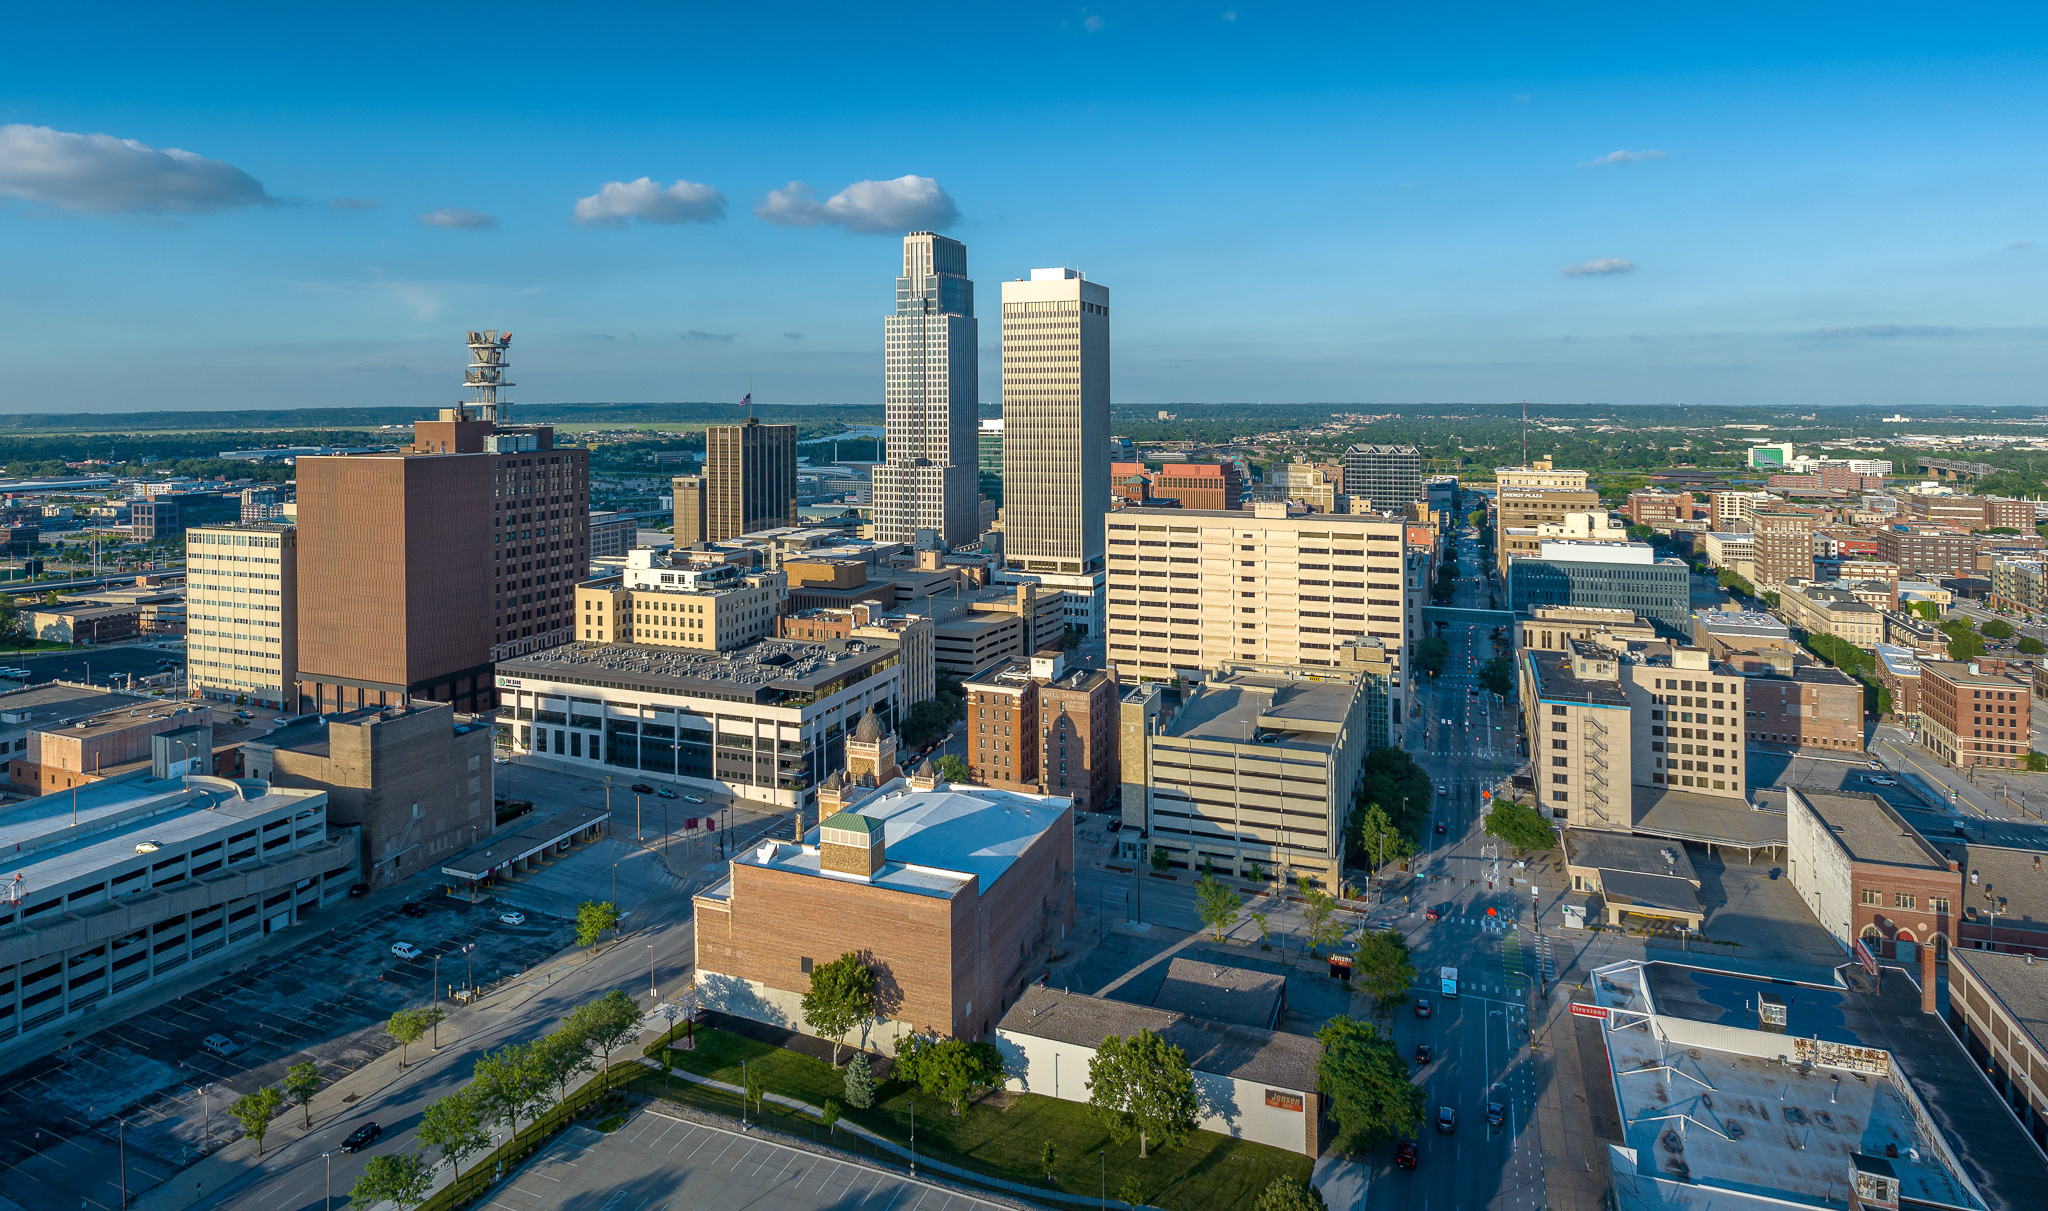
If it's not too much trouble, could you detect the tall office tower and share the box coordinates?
[1341,444,1423,512]
[703,419,798,540]
[673,474,708,544]
[872,233,981,547]
[1000,267,1111,635]
[186,522,297,709]
[978,418,1004,507]
[1749,505,1820,587]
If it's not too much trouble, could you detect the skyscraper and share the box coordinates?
[978,418,1004,508]
[702,418,798,540]
[1342,444,1422,512]
[999,267,1111,635]
[873,233,980,547]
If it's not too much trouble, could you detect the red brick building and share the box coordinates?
[1741,662,1866,753]
[965,651,1119,811]
[1876,526,1979,580]
[1787,788,1959,963]
[1919,659,2032,770]
[1626,490,1695,526]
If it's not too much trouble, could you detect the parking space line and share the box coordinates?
[767,1153,797,1184]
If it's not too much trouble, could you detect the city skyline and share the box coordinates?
[5,5,2048,411]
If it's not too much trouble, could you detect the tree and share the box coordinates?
[1316,1015,1424,1150]
[1298,877,1346,955]
[1415,636,1449,677]
[843,1052,876,1109]
[1983,619,2015,641]
[821,1098,842,1135]
[576,899,621,951]
[1149,844,1171,874]
[744,1069,766,1115]
[1939,617,1977,641]
[1351,928,1418,1012]
[1040,1140,1060,1182]
[899,1036,1005,1115]
[1119,1176,1146,1208]
[472,1041,548,1137]
[1086,1029,1198,1158]
[1351,803,1416,875]
[351,1152,433,1209]
[802,952,879,1067]
[2029,750,2048,773]
[932,754,971,784]
[533,1026,595,1107]
[418,1088,491,1177]
[1483,799,1558,856]
[1255,1177,1330,1211]
[284,1061,322,1130]
[1194,875,1243,942]
[386,1008,435,1070]
[568,989,642,1069]
[228,1086,285,1156]
[2019,636,2044,655]
[1717,567,1754,597]
[1948,630,1986,660]
[1909,600,1939,621]
[1467,508,1486,529]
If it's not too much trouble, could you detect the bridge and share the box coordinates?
[1421,605,1516,629]
[1916,457,1998,482]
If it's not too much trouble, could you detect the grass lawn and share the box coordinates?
[643,1028,1311,1211]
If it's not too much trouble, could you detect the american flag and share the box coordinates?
[738,392,751,410]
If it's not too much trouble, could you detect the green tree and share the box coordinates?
[1982,619,2015,641]
[418,1087,491,1177]
[1254,1177,1330,1211]
[1948,630,1987,660]
[1717,567,1755,597]
[1351,928,1419,1012]
[744,1069,766,1115]
[1939,617,1977,641]
[802,952,879,1067]
[2018,636,2044,655]
[843,1052,876,1109]
[2028,750,2048,773]
[228,1086,285,1156]
[1149,844,1171,873]
[283,1061,322,1130]
[932,754,971,784]
[821,1098,842,1135]
[1298,877,1346,954]
[385,1007,438,1070]
[1193,875,1243,942]
[1480,655,1514,699]
[533,1025,595,1106]
[1120,1176,1146,1209]
[1351,803,1416,874]
[1086,1030,1198,1158]
[1467,508,1486,528]
[1483,799,1558,856]
[1040,1139,1060,1182]
[1909,600,1939,621]
[1316,1015,1425,1150]
[1415,636,1449,677]
[567,988,642,1069]
[351,1152,433,1209]
[472,1041,548,1137]
[576,899,621,951]
[898,1036,1005,1115]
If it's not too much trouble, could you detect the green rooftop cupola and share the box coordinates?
[819,811,885,880]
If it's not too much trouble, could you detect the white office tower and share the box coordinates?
[999,267,1111,636]
[873,233,981,548]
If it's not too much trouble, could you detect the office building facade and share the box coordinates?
[1340,444,1422,512]
[963,650,1119,811]
[186,522,298,710]
[704,419,798,540]
[873,233,980,547]
[1919,659,2032,770]
[978,418,1004,508]
[1506,541,1691,636]
[1748,506,1821,586]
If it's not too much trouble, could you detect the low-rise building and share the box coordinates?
[1741,662,1865,752]
[575,549,786,651]
[1624,490,1695,527]
[1919,659,2032,770]
[1699,530,1755,580]
[1516,605,1657,653]
[1691,607,1796,666]
[774,604,936,706]
[1777,580,1884,649]
[1875,644,1923,724]
[26,602,140,645]
[1877,525,1979,580]
[1786,787,1958,962]
[1945,949,2048,1149]
[9,700,213,792]
[1884,608,1946,655]
[1934,840,2048,957]
[963,651,1118,811]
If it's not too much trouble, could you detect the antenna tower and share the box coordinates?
[463,330,514,422]
[1521,400,1528,466]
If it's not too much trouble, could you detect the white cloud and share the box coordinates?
[0,122,273,215]
[1561,258,1637,276]
[419,207,497,230]
[328,197,379,210]
[755,175,959,234]
[573,177,725,228]
[1084,13,1105,31]
[1579,149,1668,167]
[680,330,737,342]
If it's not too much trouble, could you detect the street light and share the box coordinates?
[323,1151,333,1211]
[647,942,657,1000]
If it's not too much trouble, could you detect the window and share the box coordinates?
[1930,897,1950,914]
[1894,893,1915,909]
[1860,889,1880,906]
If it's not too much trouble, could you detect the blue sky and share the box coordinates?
[3,2,2046,412]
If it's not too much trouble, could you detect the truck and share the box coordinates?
[1440,966,1459,998]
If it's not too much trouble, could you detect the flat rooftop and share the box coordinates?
[998,985,1318,1092]
[499,636,900,704]
[1524,649,1630,708]
[39,700,205,742]
[1948,949,2048,1062]
[1793,788,1952,872]
[1150,957,1285,1029]
[1566,829,1701,884]
[1631,786,1787,851]
[0,684,156,731]
[1162,675,1354,749]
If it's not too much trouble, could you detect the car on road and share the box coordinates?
[1395,1140,1418,1169]
[499,911,526,926]
[201,1033,240,1057]
[1414,1043,1433,1065]
[656,788,676,799]
[400,901,428,918]
[1425,906,1439,921]
[683,794,704,803]
[1435,784,1447,795]
[390,942,422,960]
[1415,997,1432,1018]
[340,1122,381,1153]
[1487,1101,1506,1128]
[1435,821,1447,834]
[1437,1106,1457,1133]
[1868,759,1885,769]
[493,756,508,765]
[630,783,656,794]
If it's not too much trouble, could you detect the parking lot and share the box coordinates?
[500,1105,1009,1211]
[0,641,184,691]
[0,894,576,1211]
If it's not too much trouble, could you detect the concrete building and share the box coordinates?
[962,651,1118,811]
[1506,540,1691,636]
[873,233,981,548]
[0,684,160,789]
[1261,463,1340,512]
[242,702,493,891]
[1919,659,2033,770]
[1494,458,1589,491]
[1945,948,2048,1150]
[994,984,1322,1156]
[1691,607,1796,666]
[25,602,141,645]
[1340,444,1422,513]
[1706,490,1778,530]
[1119,663,1372,888]
[1104,502,1414,707]
[496,634,911,810]
[129,490,238,541]
[1776,580,1884,649]
[702,420,799,540]
[239,485,289,522]
[931,583,1066,678]
[575,550,786,652]
[1561,829,1706,932]
[1699,530,1755,580]
[1749,504,1821,586]
[1786,787,1958,962]
[587,509,638,559]
[1498,509,1631,563]
[0,766,355,1049]
[692,772,1075,1045]
[1515,606,1658,653]
[671,473,707,545]
[186,522,297,709]
[9,700,213,792]
[999,267,1110,631]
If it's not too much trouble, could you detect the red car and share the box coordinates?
[1395,1140,1418,1169]
[1425,906,1439,921]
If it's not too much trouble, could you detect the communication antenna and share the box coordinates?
[1521,400,1528,466]
[462,331,514,422]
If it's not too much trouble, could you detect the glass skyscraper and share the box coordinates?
[873,233,980,547]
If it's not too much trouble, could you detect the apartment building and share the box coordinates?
[1103,502,1412,711]
[1776,581,1884,649]
[186,522,297,709]
[963,650,1118,811]
[1919,659,2033,770]
[1877,526,1979,580]
[575,550,786,652]
[1748,505,1821,586]
[1901,494,2036,532]
[1119,663,1372,888]
[1992,559,2048,615]
[1625,491,1695,526]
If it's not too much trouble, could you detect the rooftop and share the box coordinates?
[1150,958,1285,1029]
[1161,674,1357,749]
[1948,949,2048,1062]
[1566,829,1701,884]
[0,683,157,733]
[1791,789,1952,871]
[1692,609,1788,637]
[1523,648,1630,708]
[1929,841,2048,936]
[997,985,1319,1092]
[498,636,900,704]
[1631,786,1787,851]
[1919,660,2028,688]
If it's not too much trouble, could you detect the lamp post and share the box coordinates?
[323,1151,333,1211]
[118,1116,127,1209]
[647,942,657,1000]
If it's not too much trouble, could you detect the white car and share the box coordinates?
[499,911,526,926]
[391,942,422,961]
[493,756,509,765]
[683,794,704,803]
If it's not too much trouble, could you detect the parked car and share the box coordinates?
[499,911,526,926]
[1868,759,1885,769]
[656,788,676,799]
[1415,997,1433,1019]
[347,883,369,898]
[683,794,704,803]
[1414,1043,1433,1065]
[400,901,428,918]
[493,756,508,765]
[1487,1101,1506,1128]
[340,1122,381,1153]
[630,783,656,794]
[391,942,422,961]
[1437,1106,1457,1133]
[1395,1140,1419,1169]
[201,1033,240,1057]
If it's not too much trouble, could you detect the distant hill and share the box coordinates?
[0,402,884,434]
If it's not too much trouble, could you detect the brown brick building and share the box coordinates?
[964,651,1119,811]
[10,700,212,791]
[1625,490,1695,526]
[1876,526,1978,580]
[692,770,1076,1046]
[1739,662,1865,752]
[1919,659,2032,770]
[1787,788,1959,963]
[1748,505,1821,586]
[1150,463,1244,511]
